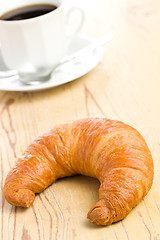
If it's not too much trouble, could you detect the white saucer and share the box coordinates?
[0,35,103,92]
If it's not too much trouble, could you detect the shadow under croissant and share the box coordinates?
[33,175,149,228]
[41,175,100,209]
[37,176,101,219]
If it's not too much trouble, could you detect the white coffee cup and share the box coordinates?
[0,0,84,84]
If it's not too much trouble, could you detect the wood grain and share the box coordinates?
[0,0,160,239]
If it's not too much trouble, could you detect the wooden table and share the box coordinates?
[1,0,160,239]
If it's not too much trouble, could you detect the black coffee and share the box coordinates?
[0,4,57,21]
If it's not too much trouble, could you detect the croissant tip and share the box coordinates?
[87,199,115,225]
[3,187,35,208]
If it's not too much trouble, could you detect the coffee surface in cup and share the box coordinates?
[0,4,57,21]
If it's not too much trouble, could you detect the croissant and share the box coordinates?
[3,118,154,225]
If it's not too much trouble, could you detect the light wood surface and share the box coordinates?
[1,0,160,239]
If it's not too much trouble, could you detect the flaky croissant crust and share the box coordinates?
[3,118,154,225]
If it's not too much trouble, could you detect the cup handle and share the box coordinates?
[65,7,85,44]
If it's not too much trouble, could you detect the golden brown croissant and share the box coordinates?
[3,118,154,225]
